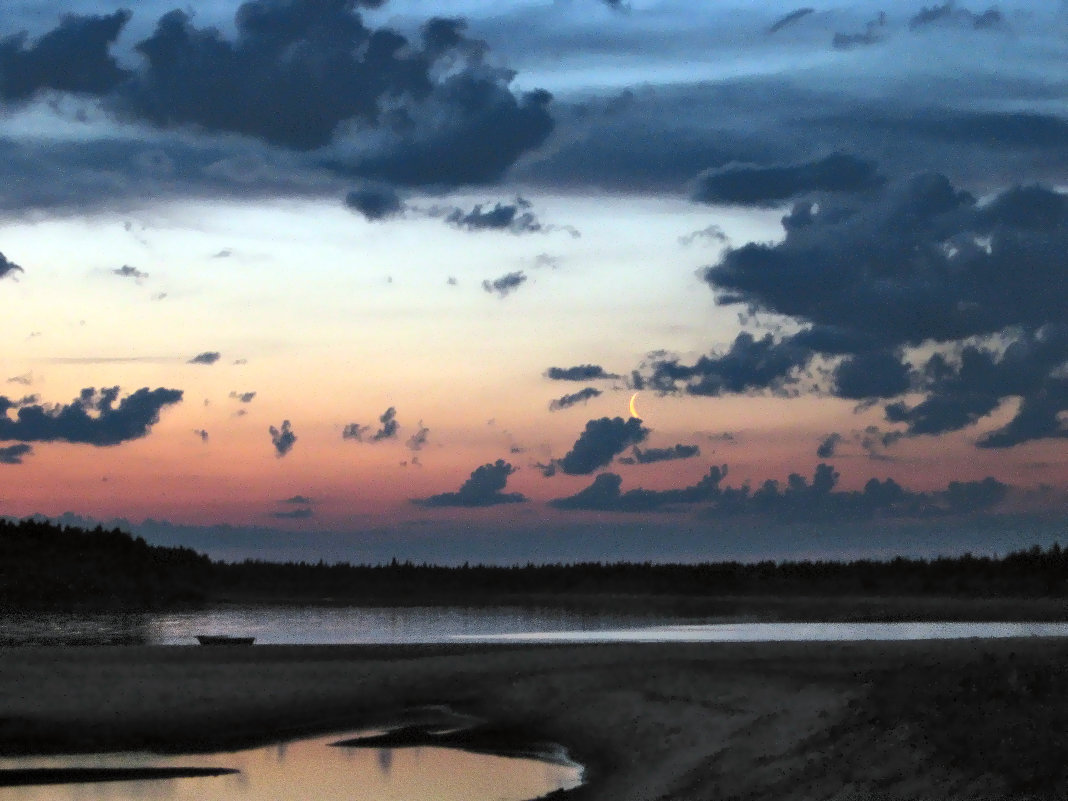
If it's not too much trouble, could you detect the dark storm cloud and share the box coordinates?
[112,265,148,280]
[345,184,404,221]
[886,325,1068,442]
[618,444,701,465]
[0,11,131,101]
[482,271,526,298]
[768,8,815,34]
[550,466,727,512]
[0,443,32,464]
[229,391,256,403]
[817,432,843,459]
[415,459,526,507]
[120,3,554,175]
[0,252,23,279]
[549,387,602,411]
[343,406,399,442]
[0,386,182,445]
[833,350,911,400]
[704,175,1066,348]
[692,154,883,207]
[0,4,553,196]
[269,419,296,456]
[546,365,619,382]
[445,198,542,233]
[644,333,811,396]
[544,416,650,476]
[406,422,429,451]
[188,351,221,365]
[633,176,1068,448]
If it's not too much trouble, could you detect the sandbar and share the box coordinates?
[0,638,1065,799]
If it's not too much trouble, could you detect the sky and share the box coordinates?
[0,0,1066,563]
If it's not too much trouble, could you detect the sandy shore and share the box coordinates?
[1,639,1066,799]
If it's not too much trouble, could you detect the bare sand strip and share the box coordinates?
[0,639,1065,800]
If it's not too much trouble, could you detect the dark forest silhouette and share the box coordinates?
[2,517,1066,610]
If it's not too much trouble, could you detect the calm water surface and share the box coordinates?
[2,606,1067,646]
[0,730,584,801]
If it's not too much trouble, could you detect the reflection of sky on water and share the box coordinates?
[0,731,583,801]
[4,608,1068,647]
[454,621,1068,643]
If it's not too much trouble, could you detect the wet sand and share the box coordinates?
[1,639,1065,799]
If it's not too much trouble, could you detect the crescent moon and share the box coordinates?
[628,392,640,419]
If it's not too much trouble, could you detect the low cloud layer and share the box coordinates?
[551,463,1010,519]
[415,459,526,507]
[0,386,182,445]
[693,153,883,207]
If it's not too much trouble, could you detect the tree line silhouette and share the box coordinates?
[1,517,1065,609]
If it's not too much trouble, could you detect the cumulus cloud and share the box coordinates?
[188,351,221,365]
[406,421,429,451]
[0,4,553,194]
[817,432,843,459]
[0,11,131,101]
[643,332,811,396]
[415,458,526,507]
[909,4,1004,31]
[482,271,527,297]
[543,416,649,476]
[0,386,183,445]
[343,406,399,442]
[345,184,404,221]
[445,198,543,233]
[618,443,700,465]
[112,265,148,280]
[693,153,883,207]
[269,419,296,456]
[832,11,886,49]
[0,443,32,464]
[680,176,1068,446]
[549,387,602,411]
[0,252,24,280]
[229,391,256,403]
[546,364,619,381]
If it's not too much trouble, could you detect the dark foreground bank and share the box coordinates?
[1,639,1066,800]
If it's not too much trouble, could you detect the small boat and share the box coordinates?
[196,635,255,646]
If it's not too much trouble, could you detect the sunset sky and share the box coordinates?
[1,0,1066,563]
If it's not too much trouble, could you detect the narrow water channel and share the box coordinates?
[0,729,584,801]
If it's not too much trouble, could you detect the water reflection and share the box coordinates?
[3,607,1068,647]
[0,731,583,801]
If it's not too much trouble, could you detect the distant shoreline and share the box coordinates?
[1,639,1066,799]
